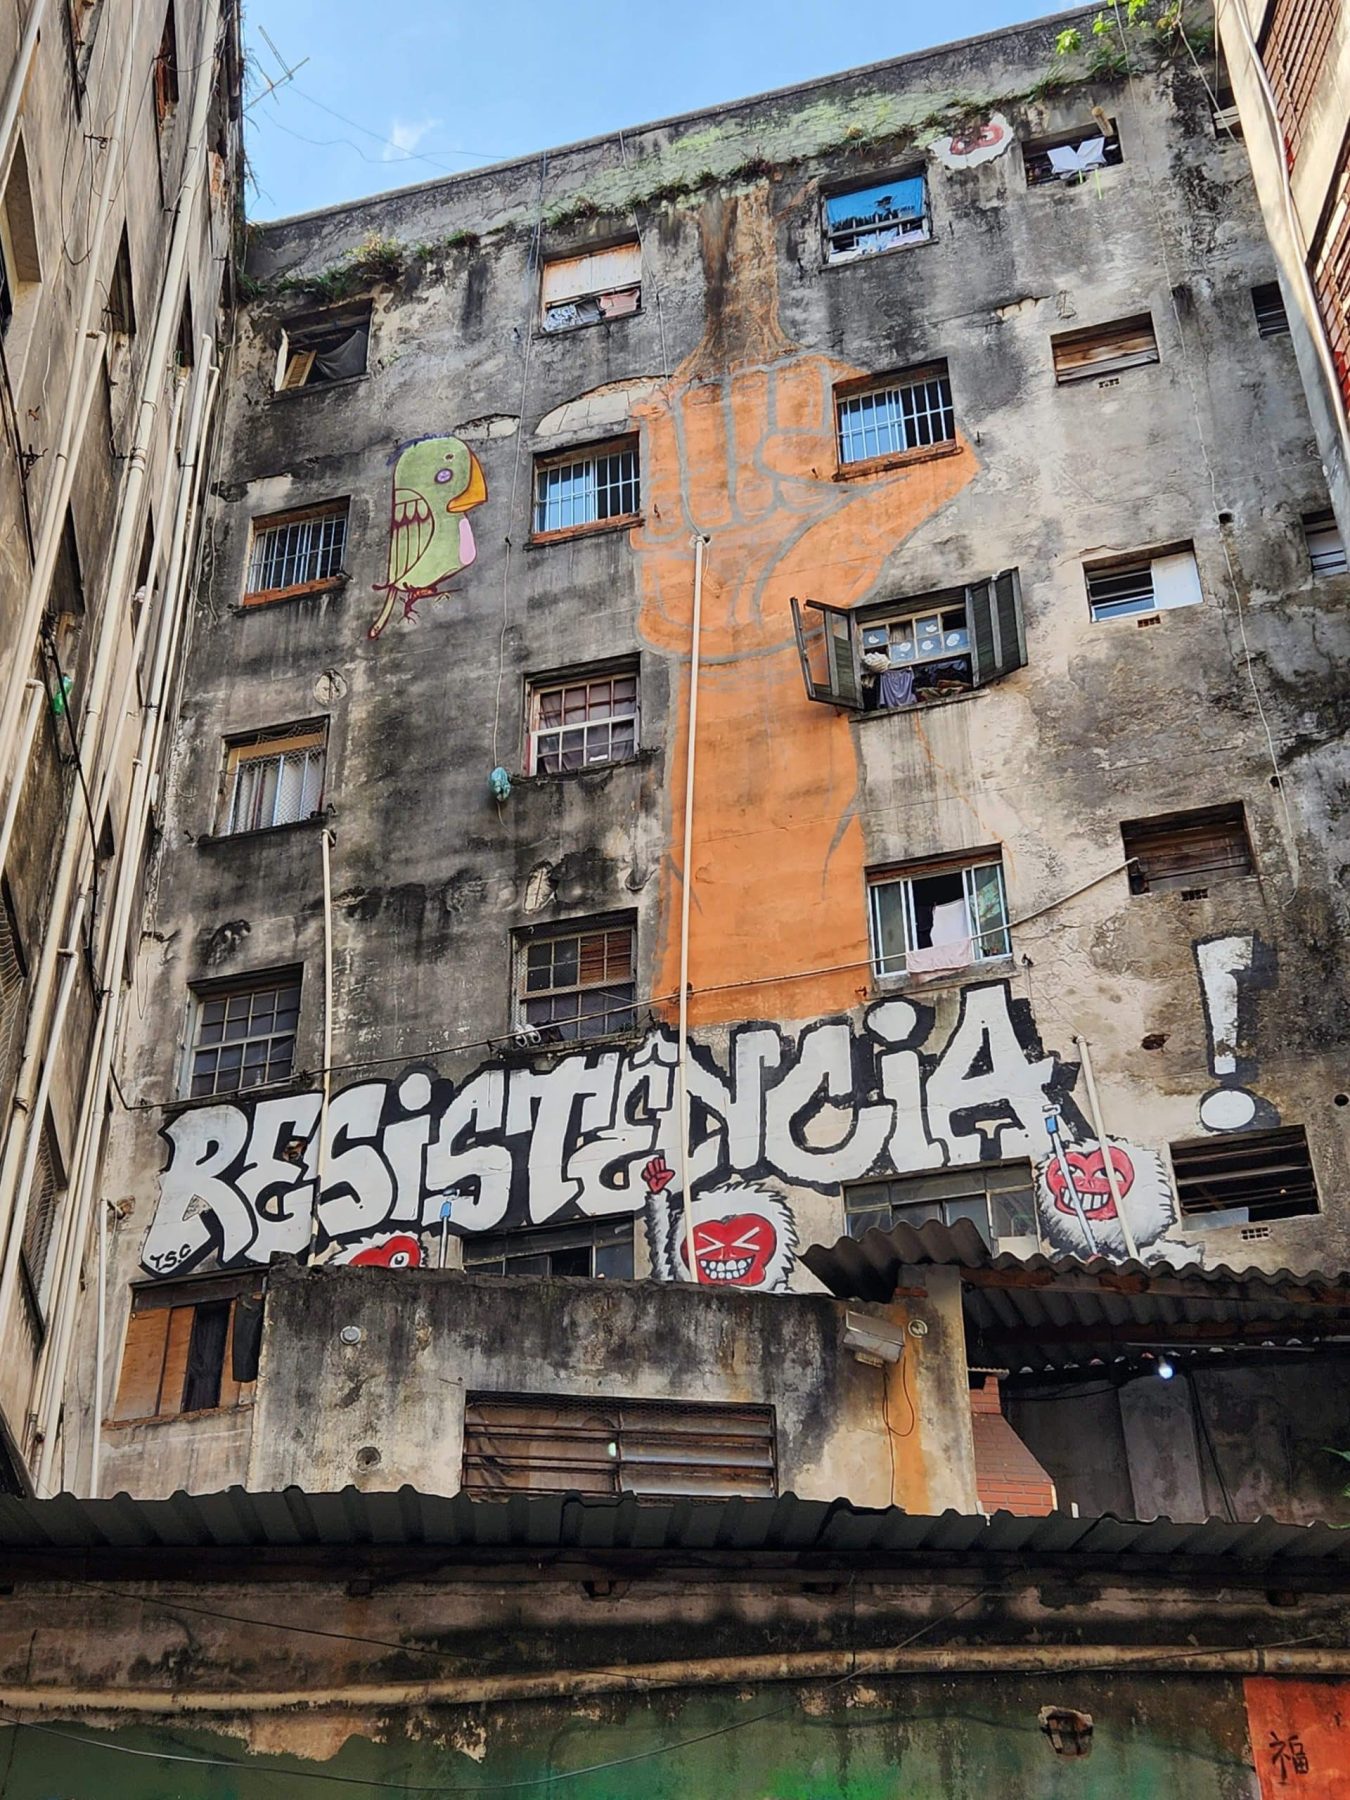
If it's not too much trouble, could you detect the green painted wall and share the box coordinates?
[0,1675,1259,1798]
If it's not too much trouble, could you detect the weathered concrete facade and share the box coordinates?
[48,6,1347,1503]
[0,0,243,1494]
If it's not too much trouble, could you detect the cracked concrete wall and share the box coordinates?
[78,9,1350,1499]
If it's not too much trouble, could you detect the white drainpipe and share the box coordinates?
[674,534,708,1285]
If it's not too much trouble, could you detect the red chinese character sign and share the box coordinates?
[1246,1678,1350,1797]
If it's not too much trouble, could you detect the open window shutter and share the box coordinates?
[790,598,863,709]
[968,569,1026,686]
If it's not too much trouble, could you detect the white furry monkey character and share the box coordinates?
[641,1154,797,1290]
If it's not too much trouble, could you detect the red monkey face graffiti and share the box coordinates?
[341,1234,423,1268]
[679,1214,778,1286]
[641,1155,798,1290]
[1043,1146,1136,1224]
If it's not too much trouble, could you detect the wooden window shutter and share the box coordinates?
[790,598,863,710]
[541,244,641,307]
[111,1307,172,1421]
[968,568,1026,686]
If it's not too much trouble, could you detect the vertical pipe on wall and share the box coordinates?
[674,534,708,1285]
[309,826,336,1259]
[0,682,44,878]
[89,1198,109,1497]
[1073,1035,1139,1262]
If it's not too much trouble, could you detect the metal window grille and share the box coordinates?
[1172,1127,1319,1223]
[463,1394,777,1499]
[1251,282,1290,338]
[20,1116,62,1320]
[533,444,639,534]
[0,891,26,1117]
[245,507,347,598]
[463,1218,635,1279]
[1260,0,1336,163]
[868,859,1009,980]
[1312,146,1350,413]
[837,370,954,465]
[1304,510,1348,576]
[224,729,326,833]
[845,1164,1037,1247]
[529,672,638,773]
[1121,805,1252,893]
[189,976,301,1098]
[518,926,635,1042]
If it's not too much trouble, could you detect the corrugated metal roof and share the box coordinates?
[802,1220,1350,1370]
[0,1487,1347,1574]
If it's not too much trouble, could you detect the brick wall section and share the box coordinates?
[970,1376,1058,1515]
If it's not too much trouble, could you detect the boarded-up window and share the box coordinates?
[1172,1127,1319,1224]
[110,1278,261,1423]
[1121,803,1253,893]
[540,243,641,332]
[1052,315,1158,383]
[462,1394,777,1498]
[1259,0,1336,164]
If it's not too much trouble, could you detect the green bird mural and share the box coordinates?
[369,435,488,640]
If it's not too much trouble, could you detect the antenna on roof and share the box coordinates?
[246,27,310,114]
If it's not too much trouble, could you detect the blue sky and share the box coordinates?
[243,0,1075,220]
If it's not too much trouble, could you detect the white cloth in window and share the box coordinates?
[906,899,972,975]
[1047,137,1107,179]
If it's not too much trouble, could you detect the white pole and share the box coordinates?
[1074,1035,1139,1261]
[675,534,708,1285]
[89,1198,110,1498]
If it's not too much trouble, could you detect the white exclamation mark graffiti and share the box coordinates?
[1195,935,1261,1132]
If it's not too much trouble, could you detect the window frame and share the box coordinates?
[524,663,639,775]
[19,1111,66,1330]
[1171,1126,1319,1227]
[821,170,931,265]
[530,436,641,542]
[1251,281,1290,338]
[184,968,303,1100]
[1021,120,1123,187]
[844,1162,1038,1248]
[834,362,956,473]
[1302,509,1347,576]
[274,301,372,394]
[792,570,1025,713]
[0,137,42,365]
[1051,314,1158,384]
[866,851,1011,983]
[512,916,637,1044]
[110,1274,261,1425]
[153,3,179,128]
[242,500,350,606]
[463,1217,636,1279]
[539,240,642,334]
[1121,802,1254,894]
[217,722,328,837]
[106,224,136,342]
[1084,544,1203,621]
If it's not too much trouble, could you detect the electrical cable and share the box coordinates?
[0,1586,999,1793]
[1185,1365,1238,1522]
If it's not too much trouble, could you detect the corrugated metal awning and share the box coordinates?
[0,1487,1347,1577]
[802,1220,1350,1371]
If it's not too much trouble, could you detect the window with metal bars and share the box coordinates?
[515,922,635,1042]
[220,724,326,834]
[867,853,1010,981]
[1258,0,1336,164]
[19,1113,63,1323]
[110,1277,261,1423]
[532,439,640,537]
[0,884,26,1121]
[244,503,348,603]
[845,1163,1037,1248]
[1085,545,1203,620]
[1251,282,1290,337]
[462,1394,777,1498]
[1172,1126,1319,1225]
[526,668,638,773]
[1121,803,1253,894]
[1052,315,1158,384]
[822,173,929,262]
[463,1218,635,1279]
[836,363,955,467]
[1312,143,1350,414]
[187,971,301,1098]
[1023,122,1123,186]
[1303,509,1347,576]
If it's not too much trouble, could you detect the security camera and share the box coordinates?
[842,1310,907,1367]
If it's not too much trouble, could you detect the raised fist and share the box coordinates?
[642,1154,675,1195]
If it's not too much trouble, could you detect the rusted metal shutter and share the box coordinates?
[1052,316,1158,382]
[1259,0,1338,164]
[1121,805,1252,892]
[462,1395,777,1499]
